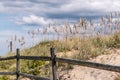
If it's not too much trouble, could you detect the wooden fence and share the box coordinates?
[0,48,120,80]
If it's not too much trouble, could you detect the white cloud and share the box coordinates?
[60,0,120,13]
[17,15,52,26]
[0,0,120,14]
[0,3,6,12]
[1,0,120,26]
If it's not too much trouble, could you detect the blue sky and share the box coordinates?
[0,0,120,55]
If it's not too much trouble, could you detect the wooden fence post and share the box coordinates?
[16,48,20,80]
[10,41,12,52]
[50,47,57,80]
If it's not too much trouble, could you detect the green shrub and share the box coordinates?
[21,60,50,76]
[0,76,9,80]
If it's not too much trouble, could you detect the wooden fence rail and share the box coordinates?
[0,47,120,80]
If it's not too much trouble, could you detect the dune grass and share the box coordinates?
[1,33,120,80]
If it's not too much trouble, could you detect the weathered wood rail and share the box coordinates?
[0,47,120,80]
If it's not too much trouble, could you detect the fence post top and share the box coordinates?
[16,48,20,57]
[50,47,56,56]
[16,48,20,51]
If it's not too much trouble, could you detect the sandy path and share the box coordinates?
[59,49,120,80]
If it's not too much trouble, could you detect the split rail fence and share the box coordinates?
[0,48,120,80]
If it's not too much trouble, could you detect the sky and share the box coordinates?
[0,0,120,55]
